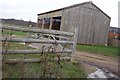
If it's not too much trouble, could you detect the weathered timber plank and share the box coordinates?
[3,57,71,63]
[1,26,73,36]
[1,50,72,54]
[0,37,73,44]
[3,59,41,63]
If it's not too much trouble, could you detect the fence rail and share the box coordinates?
[0,37,73,44]
[3,57,71,63]
[2,50,72,54]
[1,25,78,78]
[1,26,78,63]
[1,26,74,36]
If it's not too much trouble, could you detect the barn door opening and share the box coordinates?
[52,16,61,30]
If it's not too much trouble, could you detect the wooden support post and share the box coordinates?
[71,28,78,61]
[37,19,39,28]
[49,17,53,29]
[42,18,44,29]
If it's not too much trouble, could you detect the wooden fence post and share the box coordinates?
[71,27,78,61]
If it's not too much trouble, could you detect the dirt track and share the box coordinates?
[21,40,118,76]
[74,51,118,75]
[12,34,118,76]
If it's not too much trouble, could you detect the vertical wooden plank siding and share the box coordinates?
[38,2,110,45]
[61,3,110,45]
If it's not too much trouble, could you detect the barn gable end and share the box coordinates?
[37,1,111,45]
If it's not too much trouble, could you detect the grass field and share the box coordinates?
[77,45,119,57]
[2,42,86,78]
[2,30,26,36]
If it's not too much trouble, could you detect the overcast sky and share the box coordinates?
[0,0,119,27]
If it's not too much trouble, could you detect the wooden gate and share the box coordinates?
[0,26,78,78]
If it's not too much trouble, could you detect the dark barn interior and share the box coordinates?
[52,16,61,30]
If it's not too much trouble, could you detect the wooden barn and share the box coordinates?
[37,1,111,45]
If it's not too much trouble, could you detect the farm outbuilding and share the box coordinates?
[37,1,111,45]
